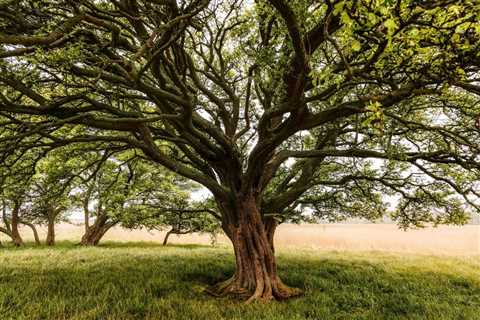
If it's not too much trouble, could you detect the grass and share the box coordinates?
[0,242,479,320]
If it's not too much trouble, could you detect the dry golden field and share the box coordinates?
[7,223,479,256]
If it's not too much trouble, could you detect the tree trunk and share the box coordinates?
[207,193,301,302]
[10,201,23,246]
[80,226,104,246]
[46,218,55,246]
[162,228,174,246]
[80,214,115,246]
[21,221,41,245]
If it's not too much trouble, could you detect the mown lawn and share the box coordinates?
[0,242,478,320]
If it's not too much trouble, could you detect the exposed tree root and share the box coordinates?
[206,193,303,303]
[205,274,302,303]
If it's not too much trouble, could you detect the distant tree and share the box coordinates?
[26,150,76,246]
[0,0,479,301]
[0,197,24,246]
[121,194,221,246]
[75,152,200,246]
[0,155,38,246]
[0,183,42,246]
[157,204,221,246]
[75,157,129,246]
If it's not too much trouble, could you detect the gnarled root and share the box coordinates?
[209,193,303,303]
[205,275,249,298]
[206,274,302,303]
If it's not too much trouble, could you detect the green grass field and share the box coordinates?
[0,242,479,320]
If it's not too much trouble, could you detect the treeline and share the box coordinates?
[0,146,219,247]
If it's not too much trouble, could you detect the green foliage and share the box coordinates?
[362,101,385,135]
[71,149,220,241]
[0,0,479,236]
[26,148,77,225]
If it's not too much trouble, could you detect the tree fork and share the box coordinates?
[80,215,115,246]
[80,228,104,246]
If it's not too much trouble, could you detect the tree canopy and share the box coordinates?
[0,0,479,302]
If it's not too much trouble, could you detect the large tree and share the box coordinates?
[0,0,479,301]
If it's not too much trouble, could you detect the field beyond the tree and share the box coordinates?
[0,242,479,320]
[4,223,479,256]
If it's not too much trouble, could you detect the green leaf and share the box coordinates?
[333,1,345,15]
[384,18,397,35]
[351,39,361,52]
[340,11,352,27]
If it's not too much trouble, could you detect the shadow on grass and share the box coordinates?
[0,240,79,250]
[0,246,478,319]
[0,241,217,251]
[98,241,214,250]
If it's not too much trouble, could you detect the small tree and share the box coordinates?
[0,158,38,246]
[158,206,221,246]
[76,158,134,246]
[27,151,76,246]
[75,152,199,246]
[1,187,42,246]
[122,196,221,246]
[113,159,221,246]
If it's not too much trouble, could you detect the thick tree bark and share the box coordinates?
[20,221,41,245]
[46,218,55,246]
[208,193,301,302]
[80,214,115,246]
[10,201,23,246]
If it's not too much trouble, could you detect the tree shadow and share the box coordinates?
[98,241,214,250]
[0,240,78,250]
[0,241,216,251]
